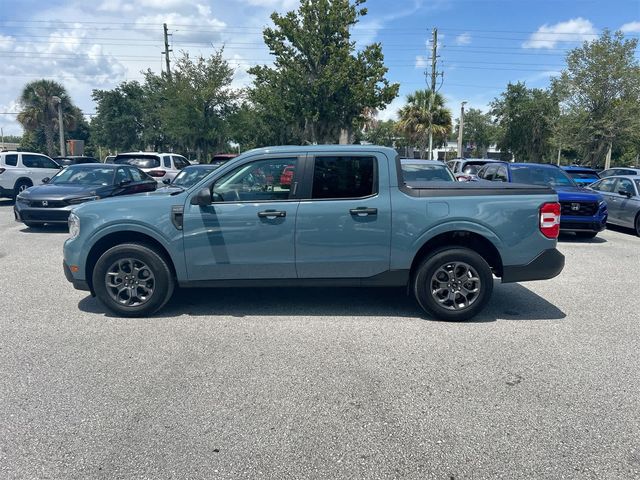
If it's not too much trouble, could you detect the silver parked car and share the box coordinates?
[588,175,640,236]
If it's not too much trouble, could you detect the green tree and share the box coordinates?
[249,0,399,144]
[17,80,79,156]
[491,82,559,162]
[91,81,147,152]
[553,30,640,167]
[397,90,452,158]
[363,119,402,147]
[453,108,495,157]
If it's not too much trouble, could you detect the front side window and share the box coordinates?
[495,166,508,182]
[173,156,189,170]
[127,167,145,182]
[482,165,499,180]
[115,168,132,184]
[592,177,617,193]
[212,158,298,202]
[617,179,635,196]
[311,156,375,199]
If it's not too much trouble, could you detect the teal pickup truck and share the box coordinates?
[63,146,564,321]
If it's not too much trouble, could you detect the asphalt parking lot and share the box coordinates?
[0,199,639,479]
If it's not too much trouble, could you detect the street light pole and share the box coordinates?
[457,101,467,158]
[52,95,65,156]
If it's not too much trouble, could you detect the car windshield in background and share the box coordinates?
[50,167,114,186]
[114,156,160,169]
[461,162,491,174]
[172,167,219,188]
[567,171,599,182]
[401,163,455,182]
[511,166,576,187]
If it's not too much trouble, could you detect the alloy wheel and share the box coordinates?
[105,258,155,307]
[430,261,481,311]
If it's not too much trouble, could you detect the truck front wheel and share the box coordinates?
[413,248,493,321]
[92,243,175,317]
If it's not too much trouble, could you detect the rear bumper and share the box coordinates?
[63,260,91,292]
[501,248,565,283]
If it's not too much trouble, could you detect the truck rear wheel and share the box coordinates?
[413,247,493,321]
[92,243,174,317]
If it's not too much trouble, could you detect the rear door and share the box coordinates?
[182,154,303,281]
[295,153,391,278]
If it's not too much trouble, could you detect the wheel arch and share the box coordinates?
[13,177,33,189]
[85,231,177,295]
[409,230,504,280]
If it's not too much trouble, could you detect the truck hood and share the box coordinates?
[71,189,184,216]
[554,185,603,203]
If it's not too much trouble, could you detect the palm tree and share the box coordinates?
[397,90,452,159]
[17,80,78,156]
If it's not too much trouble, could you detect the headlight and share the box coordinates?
[68,196,99,205]
[68,213,80,239]
[16,195,28,204]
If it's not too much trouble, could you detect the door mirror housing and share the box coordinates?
[618,189,633,198]
[162,178,171,185]
[42,177,50,184]
[190,187,212,206]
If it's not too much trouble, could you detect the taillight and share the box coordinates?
[540,202,561,239]
[148,170,166,178]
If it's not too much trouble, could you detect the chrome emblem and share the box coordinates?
[571,203,580,211]
[41,200,48,207]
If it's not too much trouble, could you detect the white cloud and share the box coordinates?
[98,0,135,13]
[415,55,428,69]
[376,96,406,122]
[523,18,597,49]
[136,5,226,42]
[239,0,300,10]
[620,21,640,33]
[454,33,471,45]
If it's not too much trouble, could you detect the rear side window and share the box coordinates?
[114,156,161,169]
[4,154,18,166]
[128,167,146,182]
[23,154,58,169]
[482,165,499,181]
[312,156,376,199]
[495,166,508,182]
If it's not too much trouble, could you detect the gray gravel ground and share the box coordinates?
[0,199,639,479]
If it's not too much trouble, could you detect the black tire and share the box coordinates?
[92,243,175,317]
[13,179,32,198]
[575,231,598,239]
[413,247,494,322]
[23,221,44,228]
[635,214,640,237]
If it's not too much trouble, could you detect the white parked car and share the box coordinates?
[0,151,61,199]
[112,152,190,184]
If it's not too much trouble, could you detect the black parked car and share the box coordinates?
[14,164,157,227]
[53,156,99,167]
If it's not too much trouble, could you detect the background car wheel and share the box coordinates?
[575,231,597,239]
[13,180,32,198]
[92,243,174,317]
[413,247,494,322]
[23,221,44,228]
[635,214,640,237]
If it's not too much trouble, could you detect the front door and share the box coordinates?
[295,153,392,278]
[183,156,302,281]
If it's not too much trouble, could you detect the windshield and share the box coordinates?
[566,171,599,182]
[401,163,455,182]
[511,165,576,187]
[172,167,218,187]
[114,156,160,169]
[50,167,114,185]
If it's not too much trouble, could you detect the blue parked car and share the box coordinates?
[561,166,600,186]
[477,162,607,238]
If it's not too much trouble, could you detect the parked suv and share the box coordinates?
[113,152,190,184]
[477,162,607,238]
[0,151,61,199]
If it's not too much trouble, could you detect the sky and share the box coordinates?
[1,0,639,137]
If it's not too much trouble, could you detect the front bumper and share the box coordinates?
[63,260,91,292]
[14,203,74,224]
[559,216,607,233]
[501,248,565,283]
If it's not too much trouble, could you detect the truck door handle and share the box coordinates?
[350,207,377,216]
[258,210,286,218]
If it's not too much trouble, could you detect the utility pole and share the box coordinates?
[427,28,438,160]
[163,23,172,80]
[52,95,65,156]
[457,101,467,158]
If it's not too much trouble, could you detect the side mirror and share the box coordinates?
[42,177,50,184]
[119,179,132,187]
[190,187,212,206]
[162,178,171,185]
[618,189,633,198]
